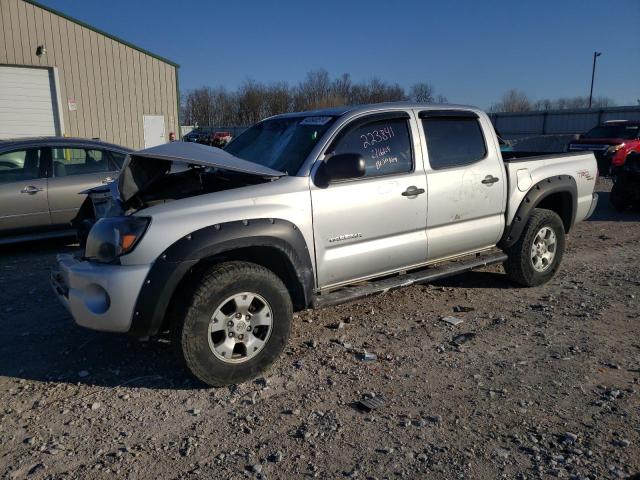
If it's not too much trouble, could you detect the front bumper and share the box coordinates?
[51,253,151,333]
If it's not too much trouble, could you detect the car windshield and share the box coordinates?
[583,124,640,140]
[224,116,335,174]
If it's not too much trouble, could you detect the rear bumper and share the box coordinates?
[51,253,150,333]
[584,193,598,220]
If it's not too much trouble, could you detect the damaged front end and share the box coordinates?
[73,142,286,248]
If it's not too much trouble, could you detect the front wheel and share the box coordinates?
[174,261,292,386]
[504,208,566,287]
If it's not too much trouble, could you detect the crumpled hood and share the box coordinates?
[118,142,286,203]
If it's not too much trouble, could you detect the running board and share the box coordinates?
[312,251,508,309]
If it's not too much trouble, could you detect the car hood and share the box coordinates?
[118,142,286,203]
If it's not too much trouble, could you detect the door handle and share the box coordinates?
[401,186,426,197]
[20,185,43,195]
[481,175,500,185]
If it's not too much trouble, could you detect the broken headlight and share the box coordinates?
[84,216,150,263]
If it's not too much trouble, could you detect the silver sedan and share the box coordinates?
[0,137,131,244]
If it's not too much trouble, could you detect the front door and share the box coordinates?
[419,111,506,260]
[47,146,118,226]
[311,113,428,288]
[0,146,50,235]
[143,115,166,148]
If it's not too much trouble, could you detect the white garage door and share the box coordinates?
[0,66,60,139]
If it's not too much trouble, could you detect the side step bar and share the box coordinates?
[312,251,508,309]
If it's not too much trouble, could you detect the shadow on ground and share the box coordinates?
[0,238,202,390]
[0,320,202,389]
[431,269,514,290]
[588,191,640,222]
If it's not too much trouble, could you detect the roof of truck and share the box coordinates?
[269,102,481,120]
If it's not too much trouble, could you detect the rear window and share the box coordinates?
[422,117,487,169]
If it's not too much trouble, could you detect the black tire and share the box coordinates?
[174,261,292,387]
[609,183,628,212]
[504,208,566,287]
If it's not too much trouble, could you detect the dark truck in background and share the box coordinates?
[568,120,640,176]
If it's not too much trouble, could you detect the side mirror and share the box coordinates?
[322,153,366,182]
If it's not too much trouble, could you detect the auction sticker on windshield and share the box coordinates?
[300,116,333,126]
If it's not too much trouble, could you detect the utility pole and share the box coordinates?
[588,51,602,109]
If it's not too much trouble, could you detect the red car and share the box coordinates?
[568,120,640,176]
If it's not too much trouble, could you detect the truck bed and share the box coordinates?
[502,151,597,228]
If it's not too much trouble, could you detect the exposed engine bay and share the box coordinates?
[72,142,286,244]
[120,160,272,211]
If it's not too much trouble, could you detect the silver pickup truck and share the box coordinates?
[51,103,598,386]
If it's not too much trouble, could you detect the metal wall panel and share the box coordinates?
[494,114,543,135]
[491,107,640,137]
[0,0,179,149]
[545,112,599,134]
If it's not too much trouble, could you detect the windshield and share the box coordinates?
[224,116,335,174]
[583,124,640,140]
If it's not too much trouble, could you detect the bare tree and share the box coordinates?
[236,79,266,125]
[181,87,215,126]
[182,70,448,126]
[264,82,291,117]
[490,89,532,113]
[331,73,352,104]
[294,69,332,110]
[534,96,617,111]
[410,83,435,103]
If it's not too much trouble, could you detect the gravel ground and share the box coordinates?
[1,179,639,480]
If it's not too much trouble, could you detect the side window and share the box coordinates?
[0,148,46,184]
[51,147,110,176]
[108,151,127,169]
[332,118,413,178]
[422,117,487,169]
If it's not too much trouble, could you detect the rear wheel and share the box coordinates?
[175,261,292,386]
[504,208,565,287]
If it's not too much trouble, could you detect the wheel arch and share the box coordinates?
[500,175,577,249]
[129,219,315,337]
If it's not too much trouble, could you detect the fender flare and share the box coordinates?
[129,218,315,336]
[499,175,577,249]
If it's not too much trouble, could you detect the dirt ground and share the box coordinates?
[1,178,639,480]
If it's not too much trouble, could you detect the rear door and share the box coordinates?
[419,110,506,260]
[47,146,118,226]
[310,112,428,288]
[0,146,50,235]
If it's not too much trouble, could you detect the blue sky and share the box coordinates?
[40,0,640,109]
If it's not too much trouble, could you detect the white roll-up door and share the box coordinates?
[0,66,60,139]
